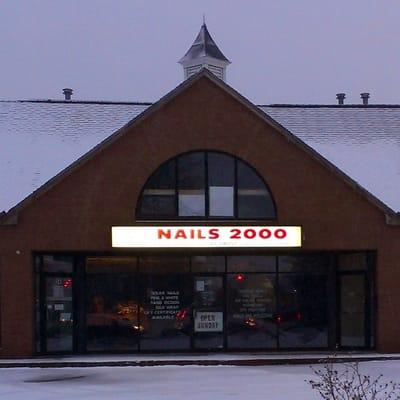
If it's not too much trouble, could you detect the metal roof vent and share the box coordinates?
[361,92,370,106]
[336,93,346,105]
[63,88,73,101]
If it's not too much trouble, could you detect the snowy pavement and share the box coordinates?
[1,360,400,400]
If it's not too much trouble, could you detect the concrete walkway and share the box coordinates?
[1,352,399,368]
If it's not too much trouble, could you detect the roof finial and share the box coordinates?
[203,14,206,26]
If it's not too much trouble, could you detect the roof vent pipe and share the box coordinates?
[63,88,73,101]
[361,92,370,105]
[336,93,346,105]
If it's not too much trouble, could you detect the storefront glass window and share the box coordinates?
[227,273,277,349]
[140,273,192,350]
[278,273,328,348]
[35,252,373,354]
[193,276,224,349]
[86,257,138,351]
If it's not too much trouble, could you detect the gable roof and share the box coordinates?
[0,70,399,225]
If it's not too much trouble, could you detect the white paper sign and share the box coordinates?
[194,312,223,332]
[112,226,302,248]
[196,280,205,292]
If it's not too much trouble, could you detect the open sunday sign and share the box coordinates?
[112,226,302,248]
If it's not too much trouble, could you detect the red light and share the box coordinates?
[296,312,302,321]
[63,278,72,289]
[276,315,282,324]
[176,309,188,320]
[235,274,245,282]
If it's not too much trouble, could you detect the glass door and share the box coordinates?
[45,276,74,352]
[193,275,224,349]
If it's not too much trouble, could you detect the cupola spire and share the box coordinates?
[179,22,231,81]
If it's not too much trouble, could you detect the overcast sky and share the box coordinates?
[1,0,400,104]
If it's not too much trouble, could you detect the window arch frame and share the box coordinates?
[136,150,277,221]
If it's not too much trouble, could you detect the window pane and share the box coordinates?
[237,160,275,219]
[338,253,367,271]
[86,257,138,351]
[208,153,234,217]
[43,255,73,273]
[227,274,277,349]
[208,153,234,186]
[45,276,73,352]
[340,274,366,347]
[193,276,224,349]
[191,256,225,272]
[140,195,176,217]
[238,194,274,219]
[279,254,330,273]
[178,153,205,216]
[179,191,205,216]
[139,159,176,218]
[278,274,328,348]
[145,159,175,189]
[227,255,276,272]
[209,186,234,216]
[178,153,205,189]
[140,274,192,350]
[139,256,189,274]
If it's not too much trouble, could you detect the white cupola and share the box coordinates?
[179,22,231,82]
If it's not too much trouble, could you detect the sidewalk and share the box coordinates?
[1,352,399,368]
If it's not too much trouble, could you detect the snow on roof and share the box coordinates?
[0,100,399,213]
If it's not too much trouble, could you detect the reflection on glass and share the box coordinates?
[237,160,275,219]
[46,277,73,352]
[43,255,73,273]
[279,274,328,348]
[140,195,176,218]
[178,153,205,216]
[178,192,205,216]
[86,257,139,351]
[140,159,176,217]
[340,274,365,347]
[194,276,224,349]
[227,274,277,349]
[137,151,276,220]
[209,187,234,216]
[140,274,191,350]
[208,153,234,217]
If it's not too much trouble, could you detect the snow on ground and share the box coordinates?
[1,361,400,400]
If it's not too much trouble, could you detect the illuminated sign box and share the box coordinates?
[112,226,302,248]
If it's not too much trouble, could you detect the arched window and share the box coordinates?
[136,151,276,220]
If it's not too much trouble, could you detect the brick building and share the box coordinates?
[0,24,399,357]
